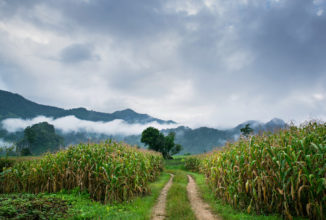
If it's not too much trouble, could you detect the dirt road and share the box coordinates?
[151,174,174,220]
[187,175,221,220]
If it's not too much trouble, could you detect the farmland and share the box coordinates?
[1,140,163,202]
[0,122,325,219]
[185,121,326,219]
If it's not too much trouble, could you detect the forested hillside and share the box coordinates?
[0,90,174,124]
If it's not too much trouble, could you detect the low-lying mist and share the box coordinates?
[1,116,179,136]
[0,138,13,148]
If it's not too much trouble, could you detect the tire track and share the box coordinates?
[151,174,174,220]
[187,175,222,220]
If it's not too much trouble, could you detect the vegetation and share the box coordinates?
[0,172,171,219]
[16,122,64,155]
[141,127,182,159]
[0,141,163,203]
[0,194,72,219]
[55,172,171,219]
[184,155,202,172]
[170,157,288,220]
[0,155,41,173]
[199,122,325,219]
[191,172,285,220]
[0,158,15,173]
[20,147,32,156]
[166,170,196,220]
[0,90,172,124]
[0,146,17,172]
[240,123,253,137]
[164,159,196,220]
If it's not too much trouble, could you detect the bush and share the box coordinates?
[0,140,163,203]
[201,122,326,219]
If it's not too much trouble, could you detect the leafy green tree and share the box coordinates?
[140,127,164,152]
[17,122,64,155]
[240,124,253,137]
[141,127,182,159]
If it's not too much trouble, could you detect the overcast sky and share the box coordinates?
[0,0,325,128]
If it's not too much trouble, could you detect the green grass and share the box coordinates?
[0,172,171,220]
[165,169,196,220]
[190,172,307,220]
[69,172,170,219]
[165,157,187,170]
[172,155,191,159]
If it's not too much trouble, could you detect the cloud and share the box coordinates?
[59,43,99,63]
[0,0,325,127]
[1,116,179,136]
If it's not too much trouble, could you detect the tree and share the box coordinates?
[140,127,164,152]
[141,127,182,159]
[17,122,64,155]
[240,124,253,137]
[20,148,32,156]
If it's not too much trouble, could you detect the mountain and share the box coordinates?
[161,119,287,154]
[0,90,287,155]
[0,90,175,124]
[165,126,231,154]
[231,118,286,134]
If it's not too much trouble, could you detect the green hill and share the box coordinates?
[0,90,174,124]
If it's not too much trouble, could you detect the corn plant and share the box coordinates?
[0,140,163,203]
[184,156,201,172]
[201,122,326,219]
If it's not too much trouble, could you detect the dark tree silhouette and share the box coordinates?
[240,124,253,137]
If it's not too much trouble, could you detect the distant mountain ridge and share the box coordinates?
[0,90,175,124]
[161,118,287,154]
[0,89,287,154]
[58,116,286,154]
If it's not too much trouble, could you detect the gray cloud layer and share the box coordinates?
[0,0,325,127]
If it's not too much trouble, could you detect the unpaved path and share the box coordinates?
[151,174,174,220]
[187,175,222,220]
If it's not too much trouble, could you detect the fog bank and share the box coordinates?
[1,116,179,136]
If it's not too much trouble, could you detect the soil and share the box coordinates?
[187,175,222,220]
[151,174,174,220]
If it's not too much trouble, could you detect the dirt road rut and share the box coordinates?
[151,174,174,220]
[187,175,222,220]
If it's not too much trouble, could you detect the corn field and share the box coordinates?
[184,155,204,172]
[200,122,326,219]
[0,140,163,203]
